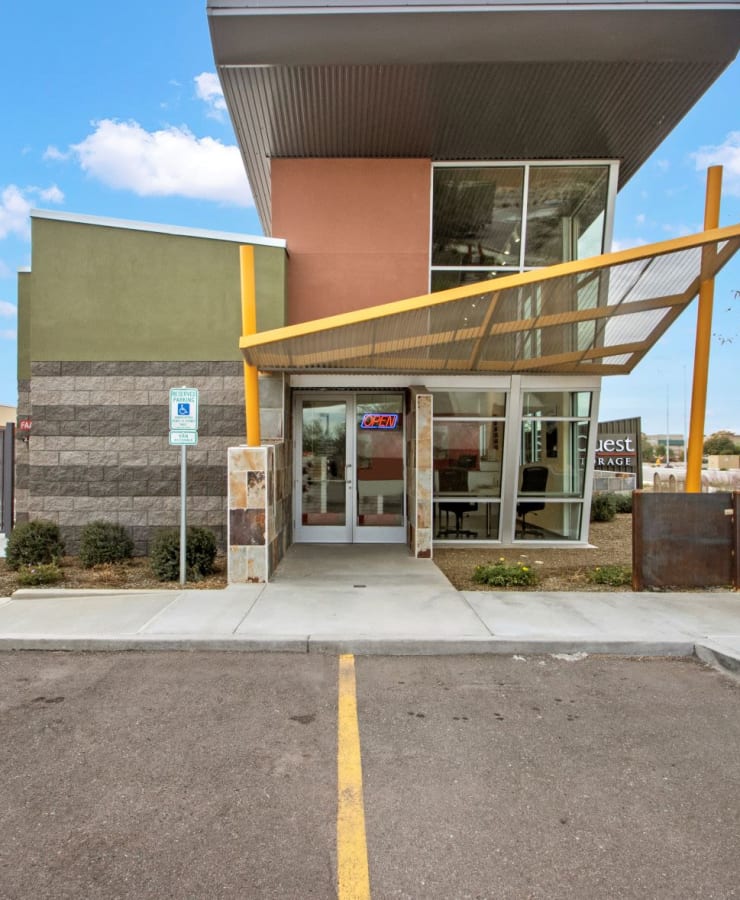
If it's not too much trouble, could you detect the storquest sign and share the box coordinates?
[594,433,637,470]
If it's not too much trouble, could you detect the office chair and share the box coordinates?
[437,467,478,538]
[516,465,548,537]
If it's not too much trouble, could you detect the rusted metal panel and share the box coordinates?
[633,490,736,590]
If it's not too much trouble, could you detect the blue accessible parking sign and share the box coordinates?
[170,388,199,431]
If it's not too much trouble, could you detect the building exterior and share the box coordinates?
[16,213,287,553]
[645,434,687,463]
[15,1,740,579]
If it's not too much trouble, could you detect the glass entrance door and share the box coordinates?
[297,398,351,542]
[294,393,406,543]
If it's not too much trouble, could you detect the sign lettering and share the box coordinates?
[360,413,399,430]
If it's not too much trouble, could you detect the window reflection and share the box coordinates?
[524,166,610,267]
[431,163,611,289]
[432,167,524,269]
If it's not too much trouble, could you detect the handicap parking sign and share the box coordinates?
[170,388,199,431]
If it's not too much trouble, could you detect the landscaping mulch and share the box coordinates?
[434,514,632,591]
[1,514,633,595]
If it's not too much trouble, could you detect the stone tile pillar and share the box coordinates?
[414,393,433,558]
[228,439,292,583]
[228,445,269,583]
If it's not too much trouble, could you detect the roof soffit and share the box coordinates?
[208,4,740,230]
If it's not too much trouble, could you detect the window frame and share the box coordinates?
[429,159,620,290]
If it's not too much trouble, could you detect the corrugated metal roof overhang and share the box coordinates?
[239,225,740,376]
[208,2,740,231]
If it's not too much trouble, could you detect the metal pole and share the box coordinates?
[240,245,261,446]
[1,423,15,535]
[686,165,722,492]
[180,444,187,585]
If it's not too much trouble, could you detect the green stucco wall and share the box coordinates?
[25,218,286,362]
[17,271,31,380]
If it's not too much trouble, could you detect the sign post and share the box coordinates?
[169,388,199,585]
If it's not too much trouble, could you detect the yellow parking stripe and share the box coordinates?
[337,654,371,899]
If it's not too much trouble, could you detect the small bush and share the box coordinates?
[79,520,134,568]
[586,564,631,587]
[6,520,65,571]
[473,558,538,587]
[16,563,62,586]
[613,492,633,514]
[150,527,218,582]
[590,493,617,523]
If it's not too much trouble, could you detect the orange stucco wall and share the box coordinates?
[271,158,431,323]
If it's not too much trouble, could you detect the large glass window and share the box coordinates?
[516,390,592,541]
[431,163,612,291]
[524,166,610,267]
[432,391,506,541]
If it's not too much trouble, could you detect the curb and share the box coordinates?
[695,641,740,677]
[0,635,697,657]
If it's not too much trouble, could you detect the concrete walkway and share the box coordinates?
[1,544,738,672]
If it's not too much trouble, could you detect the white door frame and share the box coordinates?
[293,391,407,543]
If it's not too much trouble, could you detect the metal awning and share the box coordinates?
[209,2,740,231]
[240,225,740,375]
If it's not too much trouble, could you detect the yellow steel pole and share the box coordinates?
[240,245,261,446]
[685,165,722,492]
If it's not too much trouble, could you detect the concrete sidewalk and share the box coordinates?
[0,543,738,671]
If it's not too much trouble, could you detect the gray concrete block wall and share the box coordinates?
[18,363,285,555]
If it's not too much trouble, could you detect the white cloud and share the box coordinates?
[44,145,69,161]
[0,184,65,240]
[71,119,252,206]
[655,159,670,173]
[0,328,17,340]
[0,185,32,239]
[662,223,696,237]
[0,260,11,278]
[39,185,64,203]
[635,213,646,225]
[0,300,17,318]
[194,72,227,119]
[692,131,740,197]
[610,237,648,252]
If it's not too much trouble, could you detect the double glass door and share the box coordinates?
[294,393,406,543]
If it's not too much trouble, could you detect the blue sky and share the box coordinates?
[1,1,738,437]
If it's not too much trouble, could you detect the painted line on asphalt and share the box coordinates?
[337,653,371,899]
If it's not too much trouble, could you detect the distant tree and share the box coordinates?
[640,433,656,462]
[703,430,739,456]
[654,443,667,463]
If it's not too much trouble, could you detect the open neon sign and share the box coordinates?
[360,413,399,430]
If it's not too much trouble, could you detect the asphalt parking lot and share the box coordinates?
[1,652,739,899]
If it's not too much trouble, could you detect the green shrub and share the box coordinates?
[16,563,63,586]
[150,527,218,582]
[473,558,538,587]
[590,493,617,522]
[6,520,65,571]
[613,492,633,514]
[79,520,134,567]
[586,564,631,587]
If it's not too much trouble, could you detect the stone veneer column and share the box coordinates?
[228,445,270,583]
[414,393,433,558]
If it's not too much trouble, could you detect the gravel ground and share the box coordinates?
[434,513,632,591]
